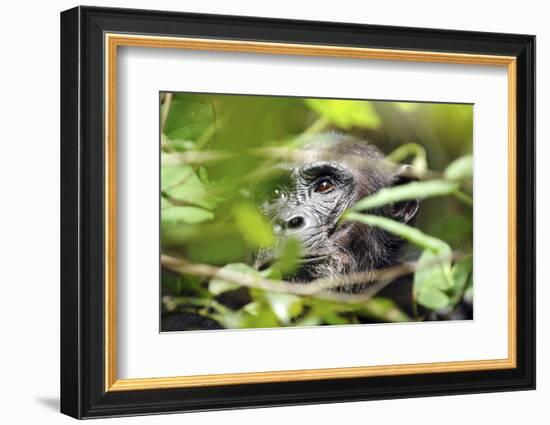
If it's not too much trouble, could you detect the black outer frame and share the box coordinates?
[60,5,536,419]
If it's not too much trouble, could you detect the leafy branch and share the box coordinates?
[161,252,463,304]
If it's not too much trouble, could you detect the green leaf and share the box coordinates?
[208,263,258,295]
[163,138,196,152]
[449,255,473,304]
[161,164,218,210]
[224,296,303,329]
[271,237,302,276]
[241,306,281,329]
[232,203,275,248]
[344,213,448,253]
[351,180,459,212]
[161,164,193,189]
[293,314,323,327]
[444,155,473,181]
[414,247,453,292]
[264,291,303,325]
[417,289,450,310]
[414,246,454,310]
[161,196,171,209]
[243,302,261,315]
[198,166,210,184]
[211,310,246,329]
[161,206,214,225]
[359,297,410,322]
[259,267,283,280]
[387,143,428,175]
[163,95,213,141]
[321,312,353,325]
[304,99,381,129]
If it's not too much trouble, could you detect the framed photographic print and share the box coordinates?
[60,6,536,419]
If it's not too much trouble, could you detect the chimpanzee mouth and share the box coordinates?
[257,255,328,272]
[298,256,329,264]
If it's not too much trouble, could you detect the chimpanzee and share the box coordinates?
[252,133,419,292]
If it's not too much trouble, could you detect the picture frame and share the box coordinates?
[60,5,535,419]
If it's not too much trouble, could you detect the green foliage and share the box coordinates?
[160,164,221,227]
[161,165,217,208]
[163,94,214,145]
[414,247,453,310]
[304,99,381,129]
[359,298,410,322]
[344,213,449,253]
[387,143,428,175]
[445,154,473,181]
[162,206,214,225]
[264,292,303,325]
[449,255,473,304]
[160,93,474,329]
[209,263,253,295]
[270,237,302,277]
[344,212,455,311]
[416,290,450,310]
[344,154,474,312]
[350,180,459,213]
[205,263,305,328]
[232,203,275,248]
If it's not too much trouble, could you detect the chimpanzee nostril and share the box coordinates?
[274,210,311,234]
[286,215,305,230]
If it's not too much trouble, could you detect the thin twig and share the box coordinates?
[161,146,445,182]
[302,116,331,136]
[161,93,173,133]
[454,190,474,207]
[161,193,207,209]
[162,150,234,166]
[160,252,460,304]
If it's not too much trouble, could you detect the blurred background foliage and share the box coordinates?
[160,92,473,331]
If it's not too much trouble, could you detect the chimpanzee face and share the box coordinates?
[254,161,357,260]
[252,134,419,286]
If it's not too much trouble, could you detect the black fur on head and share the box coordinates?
[252,133,419,291]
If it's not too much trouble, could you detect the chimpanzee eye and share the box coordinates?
[314,177,336,194]
[268,186,286,202]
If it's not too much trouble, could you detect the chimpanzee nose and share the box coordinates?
[274,211,311,235]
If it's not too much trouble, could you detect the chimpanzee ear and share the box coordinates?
[392,165,419,224]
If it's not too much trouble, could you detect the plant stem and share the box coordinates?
[161,92,173,133]
[453,190,474,207]
[303,116,330,135]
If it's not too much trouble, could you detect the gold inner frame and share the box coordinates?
[104,33,517,392]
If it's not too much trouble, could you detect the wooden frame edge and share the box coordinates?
[105,32,118,390]
[104,33,518,392]
[108,358,516,391]
[507,59,518,369]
